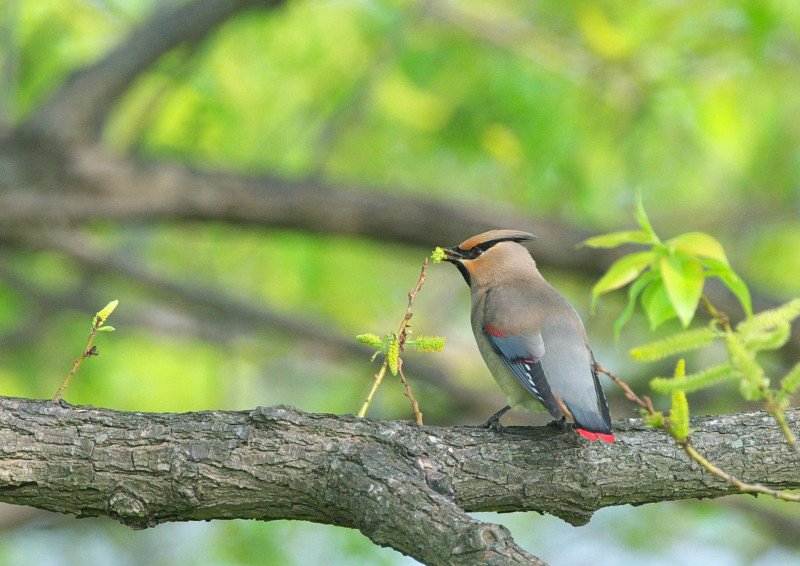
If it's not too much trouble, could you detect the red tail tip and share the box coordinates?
[577,429,615,443]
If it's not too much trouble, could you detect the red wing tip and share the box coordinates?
[483,323,507,338]
[577,429,615,443]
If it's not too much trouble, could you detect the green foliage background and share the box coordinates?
[2,0,800,564]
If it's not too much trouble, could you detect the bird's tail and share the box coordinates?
[569,371,614,442]
[575,428,615,442]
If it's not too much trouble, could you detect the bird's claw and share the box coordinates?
[547,417,569,432]
[476,405,511,433]
[477,417,506,433]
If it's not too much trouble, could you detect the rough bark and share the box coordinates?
[0,396,798,565]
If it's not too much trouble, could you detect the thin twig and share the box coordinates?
[682,440,800,502]
[774,411,799,455]
[701,294,731,331]
[398,358,423,425]
[357,259,429,420]
[358,364,389,418]
[596,362,654,413]
[765,392,800,457]
[53,315,102,403]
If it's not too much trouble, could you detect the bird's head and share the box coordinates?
[441,229,537,286]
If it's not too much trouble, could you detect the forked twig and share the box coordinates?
[357,259,429,423]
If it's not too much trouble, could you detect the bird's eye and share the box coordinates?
[473,248,484,257]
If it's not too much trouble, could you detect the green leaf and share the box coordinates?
[641,279,678,329]
[613,271,658,342]
[630,326,719,361]
[634,190,660,242]
[717,270,753,319]
[591,251,656,311]
[659,254,704,327]
[580,230,658,249]
[96,326,116,332]
[701,259,753,318]
[667,232,728,265]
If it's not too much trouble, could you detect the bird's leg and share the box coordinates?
[477,405,511,433]
[547,416,569,431]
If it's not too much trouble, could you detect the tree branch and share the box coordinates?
[0,132,793,360]
[0,397,546,564]
[0,397,797,564]
[0,140,620,275]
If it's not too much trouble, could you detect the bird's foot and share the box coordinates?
[547,417,569,432]
[477,405,511,433]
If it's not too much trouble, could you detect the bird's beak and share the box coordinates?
[442,246,467,263]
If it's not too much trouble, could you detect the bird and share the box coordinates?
[440,229,614,442]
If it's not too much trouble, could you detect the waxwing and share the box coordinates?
[442,229,614,442]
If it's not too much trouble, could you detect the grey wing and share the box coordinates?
[540,315,612,434]
[482,324,563,419]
